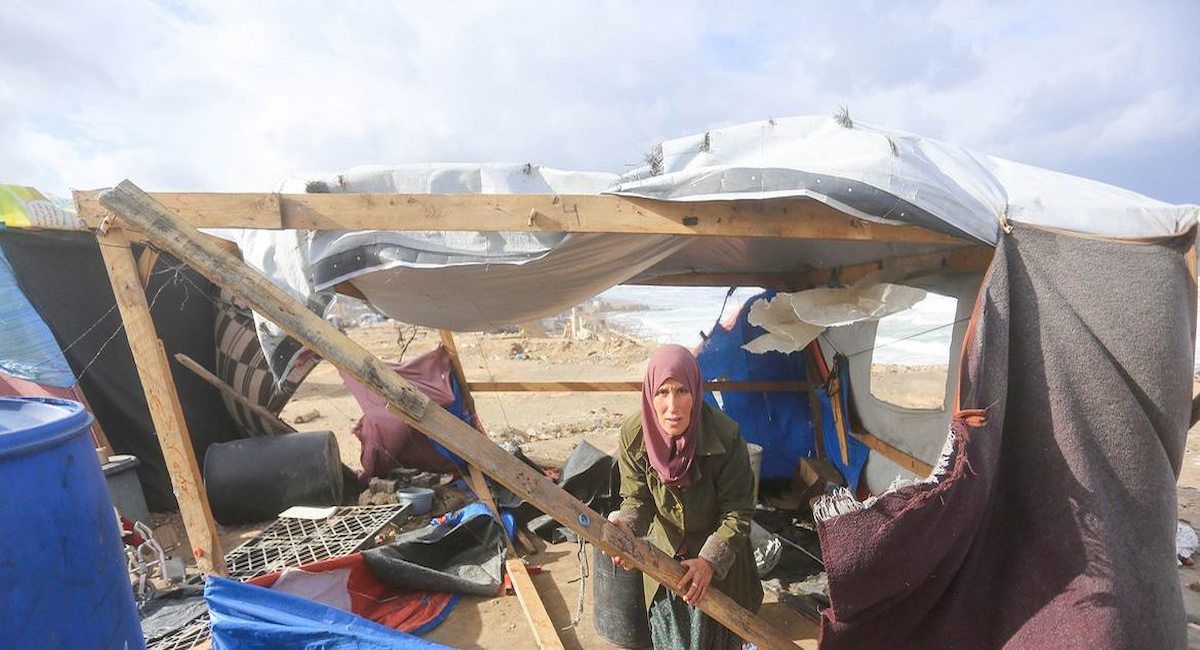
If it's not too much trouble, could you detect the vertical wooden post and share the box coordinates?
[437,329,518,548]
[828,370,851,466]
[438,330,563,650]
[96,227,225,575]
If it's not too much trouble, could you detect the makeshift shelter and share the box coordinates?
[0,186,318,511]
[65,114,1199,647]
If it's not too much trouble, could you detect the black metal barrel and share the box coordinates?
[592,544,651,648]
[203,430,342,524]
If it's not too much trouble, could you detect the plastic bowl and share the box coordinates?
[395,487,435,515]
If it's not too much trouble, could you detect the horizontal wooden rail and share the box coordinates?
[75,189,961,244]
[468,380,821,392]
[851,431,934,477]
[633,246,992,289]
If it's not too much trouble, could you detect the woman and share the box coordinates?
[608,344,763,649]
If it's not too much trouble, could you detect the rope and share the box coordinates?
[562,535,589,630]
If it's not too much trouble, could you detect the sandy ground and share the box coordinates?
[281,323,820,648]
[150,322,1200,648]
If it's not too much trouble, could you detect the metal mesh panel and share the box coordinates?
[145,505,405,650]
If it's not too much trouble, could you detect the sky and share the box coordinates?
[1,0,1197,204]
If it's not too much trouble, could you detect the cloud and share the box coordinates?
[0,0,1196,204]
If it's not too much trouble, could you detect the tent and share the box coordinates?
[65,113,1200,647]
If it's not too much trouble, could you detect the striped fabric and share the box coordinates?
[213,290,317,436]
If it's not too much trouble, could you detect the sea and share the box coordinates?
[600,286,1200,372]
[596,286,960,366]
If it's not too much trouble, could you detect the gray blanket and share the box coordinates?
[817,222,1194,648]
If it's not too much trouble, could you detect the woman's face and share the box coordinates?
[653,378,694,437]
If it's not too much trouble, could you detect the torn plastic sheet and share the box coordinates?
[744,282,926,354]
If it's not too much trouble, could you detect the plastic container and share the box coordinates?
[592,544,651,648]
[203,430,342,524]
[747,442,763,504]
[394,487,435,515]
[103,453,151,525]
[0,397,144,649]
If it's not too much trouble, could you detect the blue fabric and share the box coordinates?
[694,289,869,490]
[428,373,472,469]
[0,249,75,387]
[434,501,516,541]
[814,383,869,492]
[205,575,450,650]
[410,594,459,636]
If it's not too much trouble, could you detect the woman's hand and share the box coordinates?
[678,557,714,605]
[605,515,635,570]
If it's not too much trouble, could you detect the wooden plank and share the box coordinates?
[828,372,851,466]
[99,180,797,648]
[506,558,566,650]
[436,330,522,556]
[74,188,960,244]
[633,246,992,290]
[94,226,226,575]
[76,190,283,230]
[173,353,294,435]
[70,385,114,459]
[851,431,934,477]
[136,249,160,289]
[468,380,820,392]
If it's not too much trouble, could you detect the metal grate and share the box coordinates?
[145,616,210,650]
[224,505,405,580]
[145,505,406,650]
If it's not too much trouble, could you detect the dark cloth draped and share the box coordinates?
[817,223,1193,649]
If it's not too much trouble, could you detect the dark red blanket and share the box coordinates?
[817,223,1193,648]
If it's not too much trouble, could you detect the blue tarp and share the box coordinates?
[0,248,75,387]
[205,575,451,650]
[695,289,868,490]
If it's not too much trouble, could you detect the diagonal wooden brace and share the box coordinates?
[98,180,798,649]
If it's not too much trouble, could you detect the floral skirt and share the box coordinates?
[647,586,742,650]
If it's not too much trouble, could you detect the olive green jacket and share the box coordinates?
[614,402,763,612]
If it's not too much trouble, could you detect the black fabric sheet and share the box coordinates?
[0,230,244,510]
[363,510,506,597]
[527,440,621,541]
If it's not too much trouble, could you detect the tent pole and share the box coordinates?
[173,353,293,436]
[437,329,564,649]
[98,180,798,648]
[94,226,226,575]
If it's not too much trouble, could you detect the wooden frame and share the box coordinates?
[96,182,805,647]
[78,180,995,647]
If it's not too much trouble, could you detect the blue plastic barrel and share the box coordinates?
[0,397,145,649]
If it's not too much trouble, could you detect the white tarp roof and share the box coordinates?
[231,115,1197,370]
[611,115,1198,244]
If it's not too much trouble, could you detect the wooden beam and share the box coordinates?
[173,353,294,435]
[137,249,160,289]
[99,180,797,649]
[436,330,526,555]
[77,191,284,230]
[851,431,934,478]
[468,380,821,392]
[94,226,225,575]
[633,246,992,290]
[828,371,851,466]
[74,189,961,244]
[506,558,567,650]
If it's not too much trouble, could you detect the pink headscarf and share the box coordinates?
[641,344,704,488]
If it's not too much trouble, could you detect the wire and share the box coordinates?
[68,267,188,388]
[562,535,589,630]
[843,315,970,361]
[473,331,511,431]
